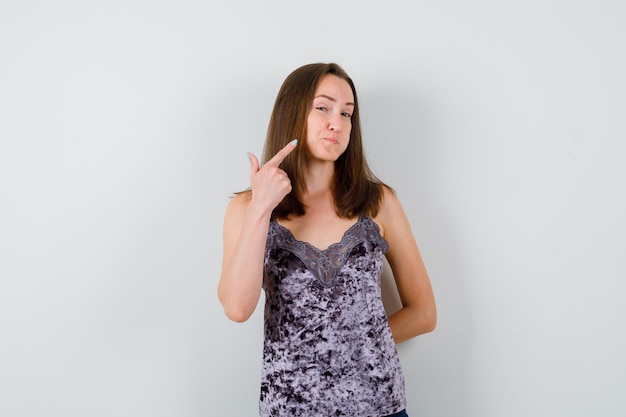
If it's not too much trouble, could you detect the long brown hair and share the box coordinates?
[263,62,389,220]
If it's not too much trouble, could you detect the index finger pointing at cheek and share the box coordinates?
[266,139,298,167]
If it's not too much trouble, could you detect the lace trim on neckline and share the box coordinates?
[267,216,388,287]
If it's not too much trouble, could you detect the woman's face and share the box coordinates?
[305,74,354,163]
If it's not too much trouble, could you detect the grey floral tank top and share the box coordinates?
[260,216,406,416]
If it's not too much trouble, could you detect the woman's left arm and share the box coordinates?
[378,187,437,343]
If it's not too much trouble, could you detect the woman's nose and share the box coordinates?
[328,115,341,131]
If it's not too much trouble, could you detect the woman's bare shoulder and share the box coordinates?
[372,185,401,237]
[379,185,403,213]
[224,191,252,220]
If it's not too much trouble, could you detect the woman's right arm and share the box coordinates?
[217,140,298,322]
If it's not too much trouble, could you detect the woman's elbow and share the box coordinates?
[218,289,254,323]
[422,310,437,334]
[414,307,437,335]
[224,307,253,323]
[220,297,255,322]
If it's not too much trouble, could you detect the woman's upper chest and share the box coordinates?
[277,214,358,252]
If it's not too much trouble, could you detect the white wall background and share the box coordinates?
[1,1,625,416]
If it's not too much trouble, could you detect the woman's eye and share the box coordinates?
[341,112,352,118]
[316,106,328,111]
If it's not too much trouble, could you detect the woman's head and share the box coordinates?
[263,63,362,163]
[305,73,354,164]
[266,63,385,219]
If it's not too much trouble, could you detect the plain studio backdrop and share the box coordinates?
[1,1,625,416]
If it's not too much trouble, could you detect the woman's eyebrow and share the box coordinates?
[314,94,355,107]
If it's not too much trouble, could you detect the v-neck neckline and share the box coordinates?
[266,216,388,287]
[273,217,363,253]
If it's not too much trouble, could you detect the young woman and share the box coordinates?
[218,63,436,417]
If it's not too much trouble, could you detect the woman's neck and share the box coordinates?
[302,160,334,196]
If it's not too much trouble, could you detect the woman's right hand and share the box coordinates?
[218,139,298,322]
[247,139,298,212]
